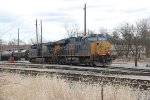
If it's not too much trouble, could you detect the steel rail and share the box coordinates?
[0,63,150,90]
[0,63,150,76]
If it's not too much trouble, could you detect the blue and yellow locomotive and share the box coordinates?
[29,34,113,66]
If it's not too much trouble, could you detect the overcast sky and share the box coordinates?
[0,0,150,43]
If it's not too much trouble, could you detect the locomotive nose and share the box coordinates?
[96,41,111,55]
[90,41,111,56]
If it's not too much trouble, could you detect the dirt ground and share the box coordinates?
[112,58,150,68]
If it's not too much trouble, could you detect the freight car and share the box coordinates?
[29,34,114,66]
[1,49,29,61]
[1,50,13,60]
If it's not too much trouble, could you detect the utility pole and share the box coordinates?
[36,19,39,56]
[36,19,38,44]
[40,20,43,57]
[135,37,138,67]
[83,3,86,37]
[18,28,20,60]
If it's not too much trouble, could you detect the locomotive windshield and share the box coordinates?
[88,34,107,42]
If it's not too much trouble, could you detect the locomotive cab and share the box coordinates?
[89,34,111,56]
[87,34,112,66]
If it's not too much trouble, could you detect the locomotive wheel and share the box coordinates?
[49,60,52,64]
[84,59,90,66]
[59,59,64,65]
[61,59,66,65]
[86,62,89,66]
[90,62,94,67]
[84,61,88,66]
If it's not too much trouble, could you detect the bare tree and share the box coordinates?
[99,27,113,41]
[5,39,28,50]
[0,39,2,54]
[99,27,108,36]
[110,30,123,56]
[30,38,36,44]
[116,23,135,58]
[64,24,81,37]
[136,19,150,57]
[87,29,95,36]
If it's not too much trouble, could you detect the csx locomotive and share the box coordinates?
[29,34,113,66]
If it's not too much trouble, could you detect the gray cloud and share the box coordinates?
[57,4,111,11]
[87,4,114,9]
[0,10,17,23]
[123,8,149,13]
[102,7,149,14]
[57,5,82,11]
[95,7,150,22]
[37,12,69,17]
[42,16,76,24]
[36,11,76,24]
[94,16,120,21]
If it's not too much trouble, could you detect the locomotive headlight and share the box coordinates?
[107,52,111,55]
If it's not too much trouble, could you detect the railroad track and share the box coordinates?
[0,63,150,89]
[1,63,150,76]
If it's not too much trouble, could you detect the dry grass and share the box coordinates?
[0,73,150,100]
